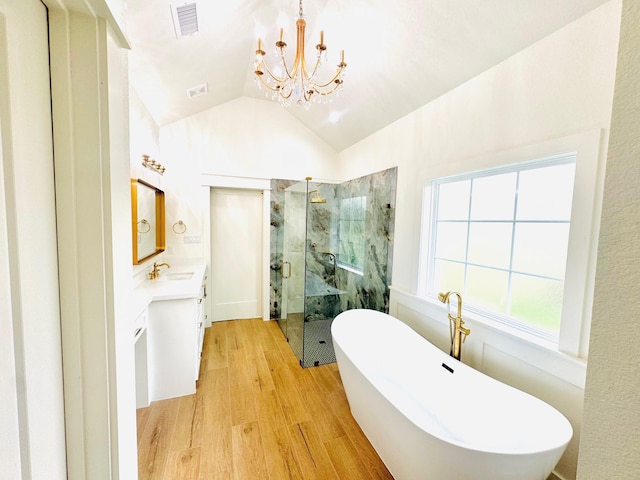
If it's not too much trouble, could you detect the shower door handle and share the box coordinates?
[281,261,291,279]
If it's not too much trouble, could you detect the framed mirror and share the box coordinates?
[131,179,165,264]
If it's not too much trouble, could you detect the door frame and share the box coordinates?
[201,174,271,324]
[0,1,65,476]
[46,1,133,478]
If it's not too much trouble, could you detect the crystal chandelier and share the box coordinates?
[253,0,347,109]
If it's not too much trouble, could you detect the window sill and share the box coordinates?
[388,285,587,389]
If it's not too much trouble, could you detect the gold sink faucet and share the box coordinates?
[438,291,470,361]
[148,262,171,279]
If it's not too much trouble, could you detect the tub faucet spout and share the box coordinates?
[438,291,470,361]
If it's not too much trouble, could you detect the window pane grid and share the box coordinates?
[433,257,565,282]
[429,157,576,340]
[436,219,571,224]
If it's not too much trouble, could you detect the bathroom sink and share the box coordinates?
[158,271,194,281]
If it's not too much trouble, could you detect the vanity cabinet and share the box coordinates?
[195,280,206,380]
[148,298,197,400]
[144,265,207,402]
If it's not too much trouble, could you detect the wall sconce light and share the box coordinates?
[142,154,166,175]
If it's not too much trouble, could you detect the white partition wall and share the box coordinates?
[0,1,66,477]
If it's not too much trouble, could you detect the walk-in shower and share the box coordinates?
[270,168,397,367]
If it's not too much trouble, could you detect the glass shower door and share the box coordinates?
[281,181,307,363]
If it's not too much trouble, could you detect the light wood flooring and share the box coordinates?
[136,318,394,480]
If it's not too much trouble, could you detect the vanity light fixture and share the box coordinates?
[142,155,166,175]
[253,0,347,109]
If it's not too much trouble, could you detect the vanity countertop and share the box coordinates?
[135,263,206,303]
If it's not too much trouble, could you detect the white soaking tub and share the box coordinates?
[332,309,572,480]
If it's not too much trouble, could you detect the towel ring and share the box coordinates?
[137,219,151,233]
[172,220,187,234]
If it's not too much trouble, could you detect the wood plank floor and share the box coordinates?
[137,318,394,480]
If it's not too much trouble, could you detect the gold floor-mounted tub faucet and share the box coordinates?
[438,291,470,361]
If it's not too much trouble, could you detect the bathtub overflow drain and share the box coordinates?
[441,363,454,374]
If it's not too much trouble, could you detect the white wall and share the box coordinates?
[129,88,169,282]
[578,1,640,477]
[130,90,160,166]
[161,96,339,181]
[338,1,621,296]
[157,96,340,263]
[337,3,622,479]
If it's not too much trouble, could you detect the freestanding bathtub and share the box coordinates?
[332,309,572,480]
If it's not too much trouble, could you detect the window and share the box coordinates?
[338,196,367,272]
[427,155,576,341]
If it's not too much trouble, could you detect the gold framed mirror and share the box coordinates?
[131,179,165,264]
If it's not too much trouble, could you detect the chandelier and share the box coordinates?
[253,0,347,108]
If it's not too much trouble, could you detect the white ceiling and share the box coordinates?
[125,0,610,152]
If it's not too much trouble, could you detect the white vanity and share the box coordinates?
[134,263,207,404]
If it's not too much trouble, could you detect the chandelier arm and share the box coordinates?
[255,72,282,92]
[303,89,313,102]
[280,88,294,100]
[311,78,344,96]
[258,59,290,83]
[276,48,297,80]
[304,54,321,80]
[256,72,295,101]
[307,65,346,89]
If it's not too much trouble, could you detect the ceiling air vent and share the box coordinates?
[171,2,199,38]
[187,83,208,99]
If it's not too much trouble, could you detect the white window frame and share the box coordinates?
[427,154,576,342]
[417,130,605,358]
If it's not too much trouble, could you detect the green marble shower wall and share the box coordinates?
[270,167,397,321]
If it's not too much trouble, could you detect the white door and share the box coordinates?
[0,0,66,477]
[210,188,263,321]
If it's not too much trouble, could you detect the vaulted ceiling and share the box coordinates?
[126,0,610,152]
